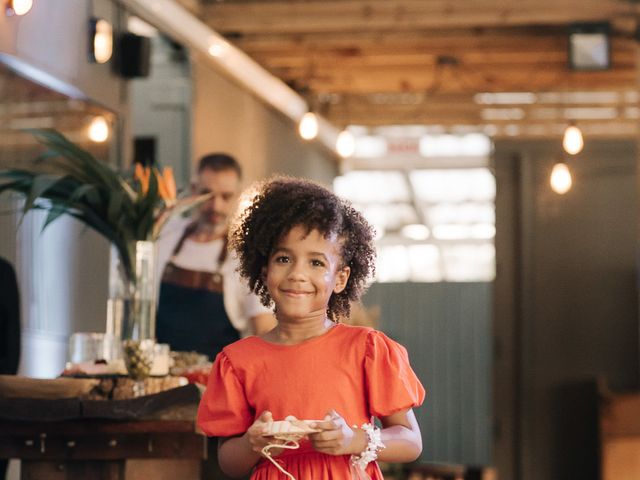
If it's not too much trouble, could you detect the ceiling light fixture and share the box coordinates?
[562,122,584,155]
[5,0,32,16]
[88,116,110,143]
[89,18,113,64]
[208,39,227,58]
[336,129,356,158]
[550,160,572,194]
[298,111,318,141]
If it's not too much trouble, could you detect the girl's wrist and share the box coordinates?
[348,427,369,455]
[349,423,386,470]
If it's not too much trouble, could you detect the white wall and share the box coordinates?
[192,60,338,187]
[0,0,128,115]
[1,0,129,380]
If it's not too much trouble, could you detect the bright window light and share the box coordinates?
[442,244,495,282]
[362,204,419,232]
[354,135,388,158]
[410,169,496,203]
[334,136,496,284]
[426,203,495,225]
[401,224,430,241]
[432,224,471,240]
[470,224,496,240]
[334,171,410,203]
[419,133,491,157]
[408,244,442,282]
[376,246,410,283]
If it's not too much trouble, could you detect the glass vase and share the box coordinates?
[107,240,158,396]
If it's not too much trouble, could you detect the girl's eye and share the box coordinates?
[274,255,290,263]
[311,259,325,267]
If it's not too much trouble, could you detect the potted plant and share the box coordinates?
[0,129,208,391]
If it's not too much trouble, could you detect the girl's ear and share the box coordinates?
[333,266,351,294]
[261,265,268,280]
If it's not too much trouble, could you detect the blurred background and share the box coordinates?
[1,1,639,479]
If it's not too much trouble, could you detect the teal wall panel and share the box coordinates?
[362,282,492,466]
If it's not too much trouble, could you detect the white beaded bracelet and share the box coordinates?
[350,422,385,471]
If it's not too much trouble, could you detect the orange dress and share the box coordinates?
[197,323,425,479]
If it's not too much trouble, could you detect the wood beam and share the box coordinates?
[232,34,636,63]
[192,0,640,132]
[226,26,632,52]
[273,63,636,95]
[203,0,636,35]
[224,27,636,95]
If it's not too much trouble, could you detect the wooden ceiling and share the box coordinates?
[181,0,640,137]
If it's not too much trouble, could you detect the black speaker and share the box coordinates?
[134,136,157,167]
[116,33,151,78]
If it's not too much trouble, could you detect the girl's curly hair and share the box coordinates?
[229,176,376,321]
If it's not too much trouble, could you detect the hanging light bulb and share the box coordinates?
[298,111,318,140]
[5,0,33,16]
[91,19,113,64]
[550,160,572,194]
[336,129,355,158]
[207,39,227,58]
[562,122,584,155]
[88,115,110,143]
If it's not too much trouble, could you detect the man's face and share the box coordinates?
[195,168,241,230]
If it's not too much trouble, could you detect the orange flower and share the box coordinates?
[134,163,151,195]
[135,163,176,206]
[160,167,176,202]
[163,167,177,201]
[155,167,177,205]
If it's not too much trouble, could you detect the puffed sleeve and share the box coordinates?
[364,330,426,417]
[197,351,254,437]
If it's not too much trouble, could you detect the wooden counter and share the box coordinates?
[0,379,208,480]
[0,418,206,480]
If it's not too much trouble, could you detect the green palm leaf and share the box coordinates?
[1,129,211,284]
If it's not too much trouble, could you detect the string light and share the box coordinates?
[550,160,572,194]
[336,129,356,158]
[298,111,318,140]
[88,116,110,143]
[562,122,584,155]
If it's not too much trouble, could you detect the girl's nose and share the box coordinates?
[286,260,307,279]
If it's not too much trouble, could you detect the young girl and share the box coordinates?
[197,177,425,479]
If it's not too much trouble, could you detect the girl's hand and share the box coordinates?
[246,411,278,454]
[308,409,367,456]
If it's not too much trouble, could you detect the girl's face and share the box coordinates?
[265,225,350,323]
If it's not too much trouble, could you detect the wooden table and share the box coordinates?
[0,382,208,480]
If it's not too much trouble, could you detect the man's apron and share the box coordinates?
[156,226,240,360]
